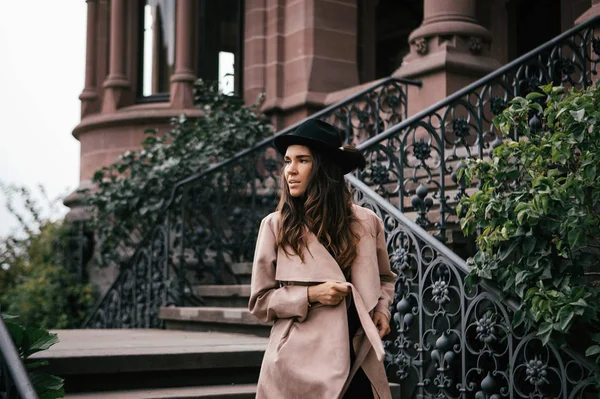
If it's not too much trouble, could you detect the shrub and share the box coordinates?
[0,183,97,329]
[458,84,600,373]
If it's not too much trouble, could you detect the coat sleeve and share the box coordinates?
[248,216,310,323]
[373,217,396,320]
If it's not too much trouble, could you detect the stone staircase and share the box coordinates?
[34,329,266,398]
[160,263,270,337]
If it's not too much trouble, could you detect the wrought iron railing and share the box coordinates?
[355,16,600,241]
[83,77,420,328]
[0,317,37,399]
[348,175,597,398]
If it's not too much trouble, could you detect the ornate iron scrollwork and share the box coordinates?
[350,176,598,398]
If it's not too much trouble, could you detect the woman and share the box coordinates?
[248,119,396,398]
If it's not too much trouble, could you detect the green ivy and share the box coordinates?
[84,80,273,267]
[457,84,600,377]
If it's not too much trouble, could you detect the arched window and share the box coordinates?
[138,0,176,100]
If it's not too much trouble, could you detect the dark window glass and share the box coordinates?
[357,0,422,83]
[139,0,176,97]
[196,0,243,96]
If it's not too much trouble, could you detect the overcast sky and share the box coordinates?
[0,2,86,237]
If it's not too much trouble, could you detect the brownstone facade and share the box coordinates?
[69,0,599,210]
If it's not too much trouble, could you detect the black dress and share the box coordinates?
[342,278,374,398]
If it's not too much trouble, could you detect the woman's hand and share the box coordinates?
[372,311,391,339]
[308,282,351,306]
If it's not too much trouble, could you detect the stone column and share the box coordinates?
[394,0,500,116]
[102,0,129,112]
[80,0,99,117]
[244,0,267,107]
[576,0,600,24]
[170,0,196,109]
[261,0,360,129]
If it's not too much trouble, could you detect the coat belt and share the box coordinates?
[346,282,385,362]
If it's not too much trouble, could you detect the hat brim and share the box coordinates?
[273,134,361,174]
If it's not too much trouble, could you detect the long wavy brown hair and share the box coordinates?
[276,145,365,271]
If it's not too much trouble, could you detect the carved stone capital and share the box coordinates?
[413,38,428,56]
[469,37,482,55]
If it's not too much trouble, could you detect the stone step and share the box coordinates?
[231,262,252,284]
[32,329,267,394]
[160,306,271,337]
[65,384,257,399]
[191,285,251,308]
[65,381,403,398]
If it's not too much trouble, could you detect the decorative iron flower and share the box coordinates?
[525,356,549,387]
[390,247,409,272]
[358,109,370,123]
[524,77,540,94]
[386,94,401,108]
[431,279,450,306]
[369,164,390,185]
[475,312,498,345]
[413,139,431,162]
[558,57,576,75]
[452,117,470,138]
[391,353,411,380]
[490,96,508,116]
[264,157,278,172]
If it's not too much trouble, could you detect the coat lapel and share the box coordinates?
[275,231,347,283]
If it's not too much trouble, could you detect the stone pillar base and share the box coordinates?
[394,35,500,116]
[170,72,196,109]
[575,2,600,24]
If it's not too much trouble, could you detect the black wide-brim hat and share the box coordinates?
[273,119,365,174]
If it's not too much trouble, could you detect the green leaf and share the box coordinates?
[29,371,64,399]
[526,92,545,101]
[570,108,585,122]
[517,209,528,225]
[513,307,526,327]
[22,328,59,359]
[586,345,600,357]
[537,322,554,345]
[567,228,584,248]
[557,307,575,332]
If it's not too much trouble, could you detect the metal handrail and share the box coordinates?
[0,317,37,399]
[358,15,600,152]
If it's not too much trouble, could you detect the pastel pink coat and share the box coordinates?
[248,205,397,398]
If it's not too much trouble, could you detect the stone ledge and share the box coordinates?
[231,262,253,276]
[160,307,267,326]
[32,329,267,375]
[64,383,257,399]
[193,285,251,297]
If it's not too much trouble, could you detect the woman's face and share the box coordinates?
[284,144,313,197]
